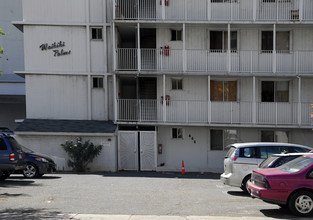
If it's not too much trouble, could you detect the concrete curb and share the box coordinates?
[69,214,279,220]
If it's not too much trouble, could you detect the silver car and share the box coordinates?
[220,142,313,193]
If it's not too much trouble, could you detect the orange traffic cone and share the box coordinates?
[182,160,185,175]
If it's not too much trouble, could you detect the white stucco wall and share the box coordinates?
[15,134,117,172]
[26,75,88,119]
[156,126,225,173]
[24,26,87,73]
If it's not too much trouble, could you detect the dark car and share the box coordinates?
[16,145,57,178]
[259,152,313,169]
[0,133,25,180]
[0,127,14,135]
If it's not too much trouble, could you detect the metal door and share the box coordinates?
[139,131,156,171]
[118,131,138,171]
[118,131,156,171]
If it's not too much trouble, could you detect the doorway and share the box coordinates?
[118,130,157,171]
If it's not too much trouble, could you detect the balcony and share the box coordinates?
[116,48,313,75]
[114,0,313,22]
[117,99,312,127]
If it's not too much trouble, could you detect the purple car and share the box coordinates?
[248,154,313,217]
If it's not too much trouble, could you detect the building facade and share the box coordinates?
[0,0,25,130]
[14,0,313,173]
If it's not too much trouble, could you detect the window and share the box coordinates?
[240,147,257,158]
[172,128,183,139]
[0,138,7,150]
[93,77,104,88]
[261,81,289,102]
[91,28,103,40]
[211,129,237,150]
[172,78,182,90]
[261,31,290,52]
[261,130,289,143]
[210,80,237,101]
[171,30,182,41]
[210,31,237,52]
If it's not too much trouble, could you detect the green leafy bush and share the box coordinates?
[61,137,103,172]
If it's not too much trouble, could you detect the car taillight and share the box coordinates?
[231,149,239,161]
[9,153,15,161]
[252,172,271,188]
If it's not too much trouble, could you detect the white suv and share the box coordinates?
[220,142,313,193]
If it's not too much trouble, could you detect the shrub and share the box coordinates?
[61,137,103,172]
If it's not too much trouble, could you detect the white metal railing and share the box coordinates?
[116,48,313,74]
[117,99,312,126]
[114,0,313,21]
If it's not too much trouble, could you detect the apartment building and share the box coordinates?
[0,0,25,130]
[14,0,313,173]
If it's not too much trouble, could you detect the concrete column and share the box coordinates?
[163,74,166,122]
[298,76,302,126]
[86,0,92,120]
[252,76,256,124]
[207,0,211,21]
[227,24,231,73]
[137,23,141,71]
[273,24,276,74]
[113,74,117,121]
[183,24,186,72]
[299,0,303,21]
[208,75,211,124]
[253,0,256,21]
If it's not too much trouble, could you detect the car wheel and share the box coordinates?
[288,190,313,217]
[241,175,251,194]
[23,163,38,178]
[0,172,11,181]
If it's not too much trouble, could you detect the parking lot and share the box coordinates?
[0,172,306,219]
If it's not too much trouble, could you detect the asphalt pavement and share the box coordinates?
[0,172,308,220]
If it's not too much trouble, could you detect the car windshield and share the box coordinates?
[277,156,313,173]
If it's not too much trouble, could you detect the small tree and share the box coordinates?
[61,137,103,173]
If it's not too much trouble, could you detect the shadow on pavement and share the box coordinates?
[0,179,37,188]
[260,208,305,220]
[97,171,221,179]
[0,208,69,220]
[8,175,62,180]
[227,190,251,197]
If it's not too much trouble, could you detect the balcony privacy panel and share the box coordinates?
[186,50,207,72]
[157,49,183,72]
[301,103,311,125]
[165,0,184,20]
[303,0,313,20]
[276,52,294,73]
[187,101,208,123]
[298,51,313,73]
[186,0,207,20]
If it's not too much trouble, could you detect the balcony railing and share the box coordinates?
[115,0,313,21]
[117,99,312,127]
[116,48,313,74]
